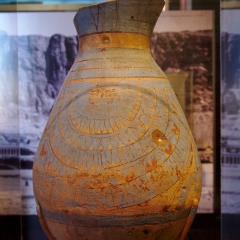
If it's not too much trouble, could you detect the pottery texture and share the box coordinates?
[33,1,202,239]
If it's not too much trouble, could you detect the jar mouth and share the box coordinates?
[77,0,116,11]
[74,0,165,38]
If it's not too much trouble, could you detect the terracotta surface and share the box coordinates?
[33,0,202,239]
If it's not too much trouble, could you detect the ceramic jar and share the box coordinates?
[33,1,202,239]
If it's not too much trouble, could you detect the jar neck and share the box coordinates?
[79,33,150,53]
[74,0,164,38]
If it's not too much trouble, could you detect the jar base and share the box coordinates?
[43,217,188,240]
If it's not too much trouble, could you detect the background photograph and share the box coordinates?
[0,10,214,216]
[221,8,240,214]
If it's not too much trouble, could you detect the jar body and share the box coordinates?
[33,32,201,240]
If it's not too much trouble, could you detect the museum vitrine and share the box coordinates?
[0,0,238,239]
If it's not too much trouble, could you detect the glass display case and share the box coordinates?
[0,0,238,239]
